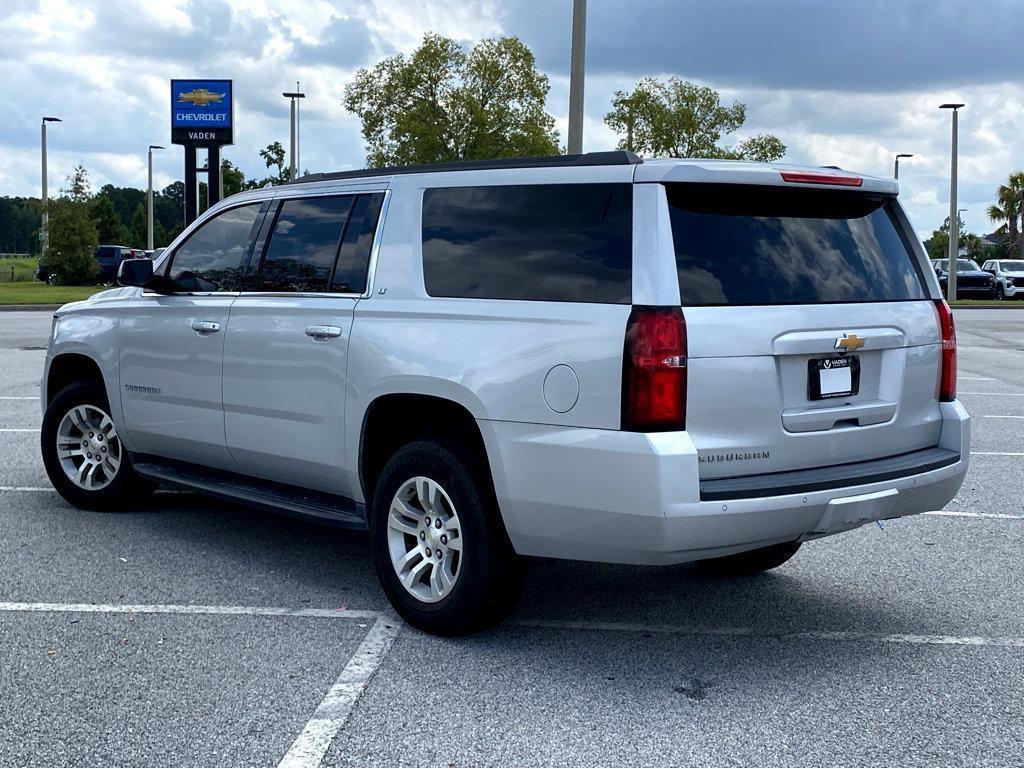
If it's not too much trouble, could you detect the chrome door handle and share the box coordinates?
[191,320,221,334]
[305,325,343,340]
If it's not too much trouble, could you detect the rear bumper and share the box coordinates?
[480,401,970,565]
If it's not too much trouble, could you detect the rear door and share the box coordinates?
[222,190,386,496]
[662,181,942,479]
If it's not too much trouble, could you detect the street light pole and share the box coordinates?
[40,116,62,256]
[147,145,164,250]
[283,90,305,181]
[940,103,964,303]
[567,0,587,155]
[894,153,913,180]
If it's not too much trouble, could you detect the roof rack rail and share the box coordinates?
[288,150,643,184]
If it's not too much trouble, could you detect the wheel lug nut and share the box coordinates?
[425,547,432,557]
[440,534,447,545]
[436,550,443,559]
[89,433,94,439]
[101,446,107,453]
[419,531,425,540]
[435,519,442,529]
[425,516,431,526]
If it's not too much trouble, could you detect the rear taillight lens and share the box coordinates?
[779,170,864,187]
[622,306,687,431]
[934,299,956,401]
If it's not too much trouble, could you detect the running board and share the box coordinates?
[130,454,367,529]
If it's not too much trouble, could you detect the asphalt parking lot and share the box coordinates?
[1,308,1022,767]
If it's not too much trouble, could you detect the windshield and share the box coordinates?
[1000,260,1024,272]
[957,259,980,272]
[665,184,926,305]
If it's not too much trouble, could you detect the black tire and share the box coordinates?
[41,382,156,511]
[369,440,525,635]
[996,285,1005,300]
[696,541,801,576]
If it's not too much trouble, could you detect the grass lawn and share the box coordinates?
[949,299,1024,308]
[0,282,103,305]
[0,256,39,282]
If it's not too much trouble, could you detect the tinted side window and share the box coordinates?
[422,184,632,304]
[258,196,355,293]
[168,203,262,292]
[332,193,384,293]
[666,184,926,306]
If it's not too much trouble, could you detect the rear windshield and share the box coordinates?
[666,183,926,306]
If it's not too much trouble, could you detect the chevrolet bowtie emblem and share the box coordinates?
[834,333,866,353]
[177,88,226,107]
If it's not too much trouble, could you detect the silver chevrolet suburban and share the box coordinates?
[40,152,969,634]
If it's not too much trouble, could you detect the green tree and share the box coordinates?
[986,171,1024,258]
[45,198,98,284]
[91,195,125,244]
[127,202,148,249]
[259,141,288,183]
[63,164,92,202]
[221,158,246,197]
[604,77,786,161]
[344,33,559,167]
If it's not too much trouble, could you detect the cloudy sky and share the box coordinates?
[1,0,1021,238]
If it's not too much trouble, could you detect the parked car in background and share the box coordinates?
[981,259,1024,300]
[932,258,996,299]
[95,246,146,284]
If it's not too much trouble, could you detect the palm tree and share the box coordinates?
[987,171,1024,258]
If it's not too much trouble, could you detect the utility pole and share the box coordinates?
[40,116,62,255]
[894,153,913,180]
[567,0,587,155]
[147,145,164,250]
[940,103,964,303]
[283,90,305,180]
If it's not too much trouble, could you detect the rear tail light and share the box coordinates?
[622,306,687,431]
[934,299,956,401]
[780,170,863,187]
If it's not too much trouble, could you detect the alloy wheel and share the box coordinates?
[55,404,122,491]
[386,476,463,603]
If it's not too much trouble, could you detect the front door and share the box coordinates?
[118,201,265,469]
[223,191,385,497]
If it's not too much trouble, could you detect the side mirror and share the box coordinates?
[117,258,154,287]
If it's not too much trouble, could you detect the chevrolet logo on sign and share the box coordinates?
[834,333,866,353]
[177,88,226,107]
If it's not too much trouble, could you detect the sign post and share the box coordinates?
[170,79,234,225]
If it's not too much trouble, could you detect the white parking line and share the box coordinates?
[959,376,995,381]
[278,615,401,768]
[0,486,50,492]
[0,428,36,432]
[0,601,380,620]
[926,510,1024,520]
[0,396,36,400]
[983,415,1024,419]
[971,451,1024,457]
[513,619,1024,648]
[959,392,1024,396]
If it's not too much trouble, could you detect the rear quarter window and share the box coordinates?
[666,183,927,306]
[422,183,632,304]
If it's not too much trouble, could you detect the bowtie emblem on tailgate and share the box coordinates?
[834,333,866,353]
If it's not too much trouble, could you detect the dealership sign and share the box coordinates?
[171,79,233,145]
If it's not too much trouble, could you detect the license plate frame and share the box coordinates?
[808,355,860,400]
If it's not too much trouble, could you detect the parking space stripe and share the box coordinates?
[513,619,1024,648]
[0,486,50,492]
[971,451,1024,457]
[278,615,401,768]
[0,428,36,432]
[0,396,36,400]
[925,510,1024,520]
[0,601,380,620]
[959,392,1024,396]
[983,415,1024,419]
